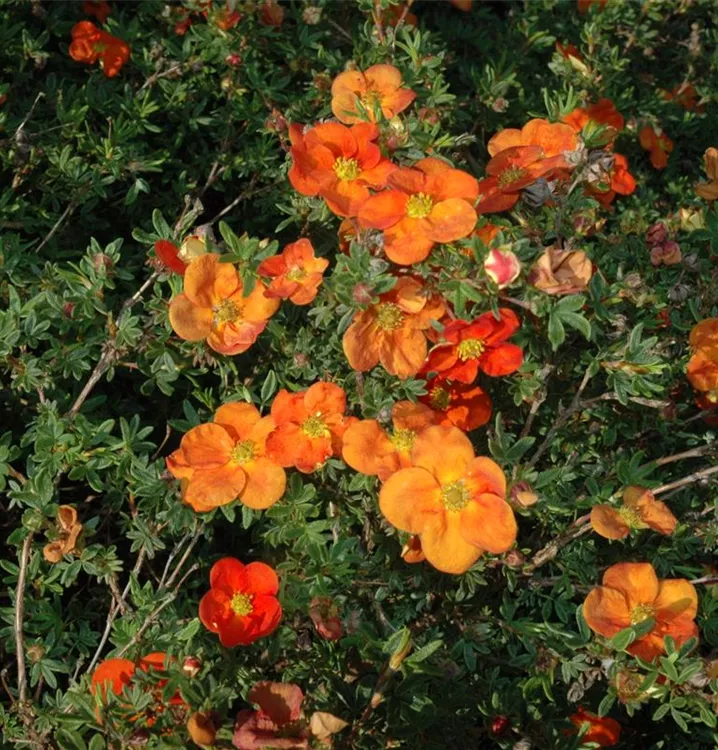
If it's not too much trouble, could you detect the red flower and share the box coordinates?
[69,21,130,78]
[569,707,621,747]
[588,154,636,206]
[419,376,492,432]
[199,557,282,647]
[422,309,523,383]
[83,0,111,24]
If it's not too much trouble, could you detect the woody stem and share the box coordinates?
[653,465,718,495]
[15,533,34,705]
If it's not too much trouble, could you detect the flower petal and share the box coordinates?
[185,464,247,509]
[214,402,262,442]
[241,458,286,509]
[181,423,234,466]
[603,562,659,609]
[357,190,408,230]
[590,506,630,540]
[654,580,698,621]
[459,494,517,553]
[420,511,484,574]
[583,586,631,638]
[168,293,212,341]
[410,425,475,485]
[184,254,239,309]
[425,199,477,244]
[480,343,523,377]
[379,467,441,533]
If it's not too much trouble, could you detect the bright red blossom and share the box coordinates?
[199,557,282,647]
[569,708,621,747]
[422,308,523,383]
[69,21,130,78]
[83,0,111,23]
[257,239,329,305]
[358,157,479,265]
[639,125,673,169]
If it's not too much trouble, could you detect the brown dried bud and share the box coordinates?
[302,6,322,24]
[645,222,668,246]
[63,302,75,318]
[352,283,373,305]
[492,97,509,113]
[92,254,113,272]
[26,644,45,663]
[510,481,538,508]
[225,53,242,67]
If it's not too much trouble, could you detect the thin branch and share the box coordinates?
[580,392,670,410]
[14,92,45,138]
[15,533,34,704]
[34,202,77,254]
[498,294,535,312]
[523,515,591,574]
[392,0,415,36]
[327,18,353,42]
[138,63,183,93]
[689,575,718,586]
[652,465,718,496]
[165,527,202,588]
[372,0,386,42]
[107,575,129,616]
[653,442,718,467]
[208,178,273,225]
[526,367,593,470]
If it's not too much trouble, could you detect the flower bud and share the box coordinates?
[510,481,538,507]
[389,629,412,671]
[63,302,75,318]
[490,715,510,736]
[679,207,704,232]
[484,247,521,289]
[187,711,218,747]
[93,253,113,272]
[492,97,508,113]
[645,222,668,246]
[302,6,322,24]
[352,283,373,305]
[182,656,202,678]
[225,53,242,67]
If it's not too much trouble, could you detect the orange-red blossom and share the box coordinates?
[590,486,677,539]
[167,402,286,512]
[331,64,416,125]
[696,147,718,201]
[562,98,624,139]
[379,426,517,574]
[583,562,698,661]
[639,125,673,169]
[569,707,621,747]
[257,238,329,305]
[358,157,479,265]
[342,400,437,481]
[343,276,445,379]
[419,376,492,432]
[69,21,130,78]
[587,154,636,206]
[154,234,207,275]
[289,122,395,217]
[266,382,354,473]
[168,254,279,355]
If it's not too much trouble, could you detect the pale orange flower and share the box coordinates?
[379,425,516,574]
[696,147,718,201]
[266,382,354,473]
[562,98,624,137]
[343,277,445,379]
[257,239,329,305]
[358,157,479,265]
[331,64,416,125]
[639,125,673,170]
[689,317,718,357]
[342,400,437,481]
[487,118,578,161]
[583,562,698,661]
[590,486,677,540]
[168,255,279,355]
[687,351,718,400]
[529,247,592,296]
[43,506,83,563]
[167,402,286,512]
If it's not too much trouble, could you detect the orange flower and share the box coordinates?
[590,486,677,540]
[266,382,353,473]
[167,402,286,512]
[91,652,186,725]
[689,317,718,357]
[199,557,282,647]
[342,400,437,481]
[587,153,636,206]
[639,125,673,169]
[661,82,703,112]
[331,64,416,125]
[187,711,219,746]
[379,426,517,574]
[422,309,523,383]
[556,41,582,61]
[687,351,718,400]
[449,0,472,9]
[529,247,592,296]
[419,376,492,432]
[487,118,578,160]
[43,505,83,563]
[569,707,621,747]
[578,0,607,12]
[69,21,130,78]
[342,276,445,378]
[213,4,241,30]
[83,0,111,23]
[289,122,395,217]
[696,147,718,202]
[563,98,624,136]
[401,534,426,563]
[168,254,279,355]
[154,234,207,275]
[358,157,478,265]
[257,239,329,305]
[258,0,284,27]
[583,562,699,661]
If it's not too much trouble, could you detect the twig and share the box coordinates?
[689,575,718,586]
[107,575,129,616]
[68,270,160,418]
[523,515,591,574]
[14,92,44,138]
[115,563,199,659]
[653,443,718,467]
[580,392,670,410]
[498,294,535,313]
[1,668,15,704]
[139,63,183,93]
[15,533,34,704]
[165,527,202,588]
[518,365,555,441]
[372,0,386,42]
[327,18,353,42]
[158,531,193,589]
[652,465,718,496]
[34,201,77,254]
[526,367,593,470]
[392,0,415,36]
[208,178,273,225]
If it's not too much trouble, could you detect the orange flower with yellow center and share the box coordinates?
[343,277,445,379]
[331,64,416,125]
[357,158,479,265]
[379,426,517,574]
[583,562,699,662]
[257,238,329,305]
[168,254,279,355]
[419,376,492,432]
[342,400,438,482]
[590,486,677,540]
[167,402,286,512]
[266,382,354,473]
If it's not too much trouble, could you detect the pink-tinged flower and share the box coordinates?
[484,247,521,288]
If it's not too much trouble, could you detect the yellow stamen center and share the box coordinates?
[231,592,254,617]
[213,299,241,326]
[406,192,434,219]
[630,603,656,625]
[617,506,643,529]
[391,429,416,454]
[498,166,528,187]
[441,480,471,511]
[302,414,330,439]
[285,266,306,282]
[334,157,361,181]
[706,390,718,404]
[375,303,405,331]
[457,338,485,361]
[231,440,255,465]
[430,387,451,411]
